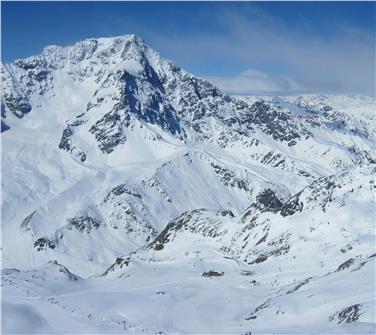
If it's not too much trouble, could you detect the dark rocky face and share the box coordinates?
[280,192,304,217]
[66,216,101,233]
[2,95,32,118]
[255,189,283,213]
[330,304,363,324]
[33,237,56,251]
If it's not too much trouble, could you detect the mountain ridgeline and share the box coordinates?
[1,35,375,334]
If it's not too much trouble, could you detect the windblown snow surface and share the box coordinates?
[1,35,375,334]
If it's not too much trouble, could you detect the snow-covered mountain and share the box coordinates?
[1,35,375,334]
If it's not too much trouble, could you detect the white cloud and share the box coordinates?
[149,5,375,96]
[206,68,304,95]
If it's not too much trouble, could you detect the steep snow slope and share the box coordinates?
[3,165,375,333]
[1,35,375,334]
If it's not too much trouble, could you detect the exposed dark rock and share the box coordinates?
[329,304,362,324]
[79,152,86,162]
[245,315,257,320]
[286,277,312,294]
[335,258,355,272]
[89,110,128,154]
[252,254,268,264]
[202,271,224,277]
[323,105,333,112]
[154,244,164,251]
[34,237,56,251]
[340,244,353,253]
[306,176,338,212]
[219,210,234,217]
[280,191,304,217]
[147,209,226,251]
[260,151,291,171]
[351,261,367,272]
[58,127,73,151]
[1,120,10,132]
[20,210,37,232]
[298,170,313,178]
[147,212,194,249]
[269,244,290,257]
[58,120,86,159]
[3,95,32,118]
[32,70,49,82]
[47,260,80,281]
[115,257,129,266]
[104,184,142,202]
[254,298,272,313]
[247,101,308,143]
[211,163,250,191]
[66,216,101,233]
[255,189,283,213]
[246,298,272,320]
[14,58,41,70]
[102,256,130,276]
[255,233,268,246]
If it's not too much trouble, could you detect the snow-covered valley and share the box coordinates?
[1,35,375,334]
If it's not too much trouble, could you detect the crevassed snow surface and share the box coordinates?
[1,35,375,334]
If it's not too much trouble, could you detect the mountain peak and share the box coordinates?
[2,32,375,334]
[96,33,145,44]
[8,34,155,76]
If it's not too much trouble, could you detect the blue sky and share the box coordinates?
[2,1,375,95]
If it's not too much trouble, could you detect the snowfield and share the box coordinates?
[1,35,375,334]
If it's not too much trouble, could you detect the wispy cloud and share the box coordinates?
[150,4,375,96]
[206,69,304,95]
